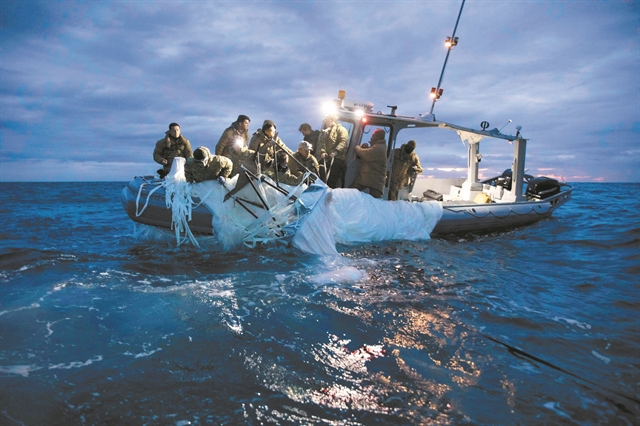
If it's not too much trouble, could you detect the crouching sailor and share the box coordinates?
[184,146,233,184]
[265,151,304,186]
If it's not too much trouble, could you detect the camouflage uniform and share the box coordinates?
[184,146,233,183]
[227,146,255,178]
[317,123,348,160]
[389,143,423,201]
[317,122,349,188]
[289,151,320,178]
[265,167,304,186]
[248,130,294,173]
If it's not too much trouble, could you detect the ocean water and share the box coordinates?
[0,181,638,425]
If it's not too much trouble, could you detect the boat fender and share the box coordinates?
[474,193,492,204]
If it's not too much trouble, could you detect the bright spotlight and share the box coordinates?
[322,102,337,116]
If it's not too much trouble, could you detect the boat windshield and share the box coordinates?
[338,119,355,144]
[362,125,389,142]
[395,125,521,181]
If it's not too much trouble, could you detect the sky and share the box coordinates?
[1,0,638,182]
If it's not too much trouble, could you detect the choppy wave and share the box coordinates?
[0,182,638,425]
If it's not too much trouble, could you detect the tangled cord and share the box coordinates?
[241,173,311,248]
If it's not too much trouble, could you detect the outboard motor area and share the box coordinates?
[526,177,561,200]
[496,169,513,191]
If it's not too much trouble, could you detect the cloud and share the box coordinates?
[0,1,638,182]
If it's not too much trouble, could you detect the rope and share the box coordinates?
[323,156,334,183]
[135,180,164,217]
[241,172,312,248]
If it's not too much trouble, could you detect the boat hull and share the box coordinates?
[121,176,573,238]
[431,188,572,236]
[121,176,214,234]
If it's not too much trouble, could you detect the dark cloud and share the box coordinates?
[0,1,638,181]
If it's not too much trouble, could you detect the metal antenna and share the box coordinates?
[499,119,512,132]
[429,0,466,115]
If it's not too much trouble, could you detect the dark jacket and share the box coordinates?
[303,130,321,159]
[215,122,250,158]
[354,133,387,193]
[154,133,193,173]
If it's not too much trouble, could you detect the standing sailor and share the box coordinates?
[389,140,423,201]
[317,115,348,188]
[353,129,387,199]
[298,123,321,160]
[224,120,293,201]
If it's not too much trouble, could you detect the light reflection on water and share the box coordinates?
[0,183,638,424]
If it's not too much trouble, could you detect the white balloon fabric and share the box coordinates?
[163,157,443,255]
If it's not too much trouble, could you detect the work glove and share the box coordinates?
[217,176,226,185]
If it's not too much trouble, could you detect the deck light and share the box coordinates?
[430,87,437,99]
[445,36,459,49]
[431,88,444,99]
[354,109,365,118]
[323,102,337,116]
[338,90,346,99]
[361,116,368,124]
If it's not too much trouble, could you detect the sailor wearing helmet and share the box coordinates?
[184,146,232,184]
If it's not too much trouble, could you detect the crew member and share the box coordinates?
[353,129,387,199]
[154,122,193,179]
[298,123,321,160]
[316,115,349,188]
[215,114,251,159]
[265,150,304,186]
[224,120,293,201]
[184,146,232,184]
[289,141,320,179]
[389,140,423,201]
[248,120,294,172]
[227,144,255,178]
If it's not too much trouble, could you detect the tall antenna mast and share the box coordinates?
[429,0,466,115]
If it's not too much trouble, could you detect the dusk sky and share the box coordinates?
[1,0,638,182]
